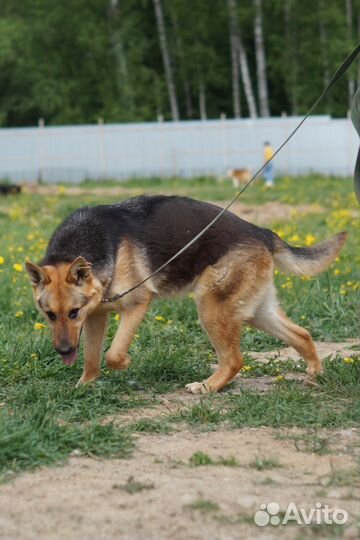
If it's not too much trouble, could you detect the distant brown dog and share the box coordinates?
[26,195,347,393]
[227,168,252,188]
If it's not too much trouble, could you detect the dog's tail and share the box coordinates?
[272,231,348,276]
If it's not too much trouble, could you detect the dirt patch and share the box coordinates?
[22,184,326,225]
[1,341,358,540]
[0,428,359,540]
[215,200,325,225]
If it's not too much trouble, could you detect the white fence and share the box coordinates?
[0,115,358,183]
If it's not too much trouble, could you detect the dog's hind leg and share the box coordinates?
[77,311,109,387]
[106,301,150,371]
[250,285,322,378]
[186,293,243,394]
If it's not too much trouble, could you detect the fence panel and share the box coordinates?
[0,116,357,183]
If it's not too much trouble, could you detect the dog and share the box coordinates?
[0,184,21,195]
[25,195,347,393]
[227,168,252,188]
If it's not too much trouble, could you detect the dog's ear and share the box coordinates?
[25,261,51,287]
[66,257,92,285]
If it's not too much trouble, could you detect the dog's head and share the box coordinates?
[25,257,103,365]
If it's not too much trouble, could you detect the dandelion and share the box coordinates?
[275,375,285,382]
[0,256,4,265]
[13,263,23,272]
[241,365,252,372]
[15,311,24,318]
[289,234,300,243]
[305,234,316,246]
[114,313,120,321]
[333,268,341,276]
[343,357,355,364]
[155,315,166,322]
[34,322,46,330]
[30,353,38,360]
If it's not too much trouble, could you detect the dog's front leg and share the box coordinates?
[106,301,150,371]
[76,311,109,387]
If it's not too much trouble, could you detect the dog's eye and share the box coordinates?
[69,308,80,320]
[46,311,57,321]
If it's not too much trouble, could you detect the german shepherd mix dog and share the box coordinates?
[25,196,347,393]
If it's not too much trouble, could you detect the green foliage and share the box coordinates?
[0,0,356,125]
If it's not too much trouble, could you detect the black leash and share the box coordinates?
[102,42,360,304]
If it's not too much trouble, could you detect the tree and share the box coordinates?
[227,0,241,117]
[227,0,258,118]
[152,0,179,121]
[253,0,270,116]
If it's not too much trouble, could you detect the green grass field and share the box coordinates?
[0,175,359,479]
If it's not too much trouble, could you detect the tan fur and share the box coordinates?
[227,168,252,188]
[27,234,338,391]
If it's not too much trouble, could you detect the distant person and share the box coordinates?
[263,141,275,187]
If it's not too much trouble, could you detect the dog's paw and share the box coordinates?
[303,377,321,388]
[185,381,210,394]
[106,352,131,370]
[75,373,98,388]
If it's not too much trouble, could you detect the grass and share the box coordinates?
[176,357,360,429]
[0,174,359,476]
[249,456,281,470]
[185,499,220,513]
[189,451,240,467]
[113,476,155,494]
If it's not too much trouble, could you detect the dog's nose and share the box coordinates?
[55,345,75,356]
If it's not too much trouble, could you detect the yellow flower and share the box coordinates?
[34,322,46,330]
[114,313,120,321]
[0,256,4,265]
[241,365,252,372]
[57,185,66,194]
[289,234,300,243]
[305,234,316,246]
[13,263,23,272]
[30,353,38,360]
[15,311,24,318]
[275,375,285,382]
[333,268,341,276]
[343,357,355,364]
[155,315,166,322]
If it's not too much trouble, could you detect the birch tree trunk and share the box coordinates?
[227,0,257,118]
[227,1,241,117]
[318,0,330,114]
[153,0,179,121]
[346,0,355,110]
[170,7,194,118]
[284,0,298,115]
[199,82,207,120]
[253,0,269,116]
[108,0,135,117]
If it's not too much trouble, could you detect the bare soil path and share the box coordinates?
[0,341,359,540]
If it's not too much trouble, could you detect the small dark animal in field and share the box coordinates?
[0,184,22,196]
[25,195,347,393]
